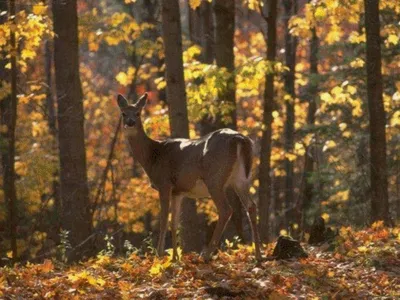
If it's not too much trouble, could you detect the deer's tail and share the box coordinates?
[234,135,253,181]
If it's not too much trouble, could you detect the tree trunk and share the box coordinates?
[162,0,190,138]
[299,26,318,231]
[45,40,57,136]
[188,4,202,46]
[259,0,277,243]
[213,0,236,129]
[364,0,391,225]
[52,0,92,261]
[0,0,18,261]
[161,0,202,253]
[200,1,213,64]
[283,0,297,229]
[197,0,215,136]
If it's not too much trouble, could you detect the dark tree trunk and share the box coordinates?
[127,0,160,103]
[283,0,297,229]
[299,26,318,231]
[200,1,214,64]
[0,0,18,261]
[162,0,190,138]
[52,0,92,261]
[45,40,57,136]
[188,4,202,46]
[364,0,391,225]
[259,0,277,243]
[213,0,236,130]
[44,37,61,243]
[196,0,215,136]
[161,0,202,253]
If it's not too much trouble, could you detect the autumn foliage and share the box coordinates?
[1,223,399,298]
[0,1,399,296]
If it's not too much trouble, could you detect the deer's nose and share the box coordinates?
[126,118,136,127]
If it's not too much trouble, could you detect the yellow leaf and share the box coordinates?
[357,246,368,253]
[189,0,202,10]
[68,274,80,283]
[104,35,120,46]
[331,86,343,96]
[321,213,330,222]
[342,131,352,138]
[371,220,384,229]
[390,111,400,127]
[323,140,336,152]
[21,49,36,60]
[387,34,399,45]
[338,123,347,131]
[96,278,106,287]
[6,251,13,258]
[15,161,28,176]
[116,72,129,86]
[347,85,357,95]
[320,92,333,103]
[314,7,326,19]
[350,58,365,68]
[149,262,162,276]
[33,5,47,15]
[285,153,297,161]
[87,275,97,286]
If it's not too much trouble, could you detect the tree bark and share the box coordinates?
[196,0,215,136]
[200,1,214,64]
[0,0,18,261]
[259,0,277,243]
[283,0,297,229]
[364,0,391,225]
[45,40,56,136]
[299,26,318,231]
[52,0,92,261]
[161,0,202,253]
[162,0,190,138]
[213,0,236,129]
[188,4,202,46]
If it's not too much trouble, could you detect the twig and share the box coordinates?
[91,116,122,215]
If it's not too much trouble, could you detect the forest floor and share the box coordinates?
[1,223,399,299]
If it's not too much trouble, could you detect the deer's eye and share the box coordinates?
[136,112,140,117]
[122,112,126,117]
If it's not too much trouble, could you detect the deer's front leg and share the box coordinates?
[157,186,171,256]
[171,195,183,261]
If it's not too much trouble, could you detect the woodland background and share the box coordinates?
[0,0,399,266]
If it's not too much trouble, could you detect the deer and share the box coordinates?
[116,92,262,262]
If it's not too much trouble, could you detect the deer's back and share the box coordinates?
[149,128,252,197]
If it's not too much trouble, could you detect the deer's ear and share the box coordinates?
[117,94,129,109]
[136,92,148,109]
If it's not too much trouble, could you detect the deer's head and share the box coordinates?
[117,93,147,128]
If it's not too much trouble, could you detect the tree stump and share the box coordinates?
[272,236,308,260]
[309,216,337,245]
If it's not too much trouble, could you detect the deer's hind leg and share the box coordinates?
[234,186,262,261]
[202,183,233,262]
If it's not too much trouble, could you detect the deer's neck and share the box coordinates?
[125,125,159,174]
